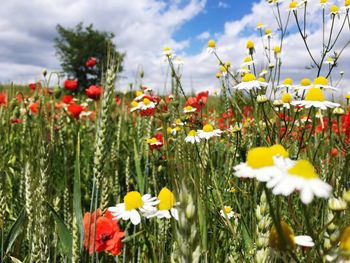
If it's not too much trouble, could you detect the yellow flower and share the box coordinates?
[274,46,281,54]
[282,93,292,103]
[158,187,176,210]
[208,39,216,48]
[246,40,254,49]
[330,4,339,14]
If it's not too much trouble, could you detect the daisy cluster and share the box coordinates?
[108,187,179,225]
[234,144,332,204]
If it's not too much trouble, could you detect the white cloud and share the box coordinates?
[218,1,230,9]
[196,31,210,40]
[178,0,350,95]
[0,0,349,97]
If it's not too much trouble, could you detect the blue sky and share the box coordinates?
[173,0,258,54]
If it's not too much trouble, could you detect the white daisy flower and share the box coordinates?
[163,47,174,58]
[241,56,255,67]
[207,39,216,54]
[313,76,338,91]
[108,191,159,225]
[146,187,179,220]
[237,67,251,74]
[291,87,340,110]
[324,57,335,65]
[183,105,197,113]
[234,144,289,182]
[267,158,332,204]
[220,206,235,219]
[197,124,222,140]
[341,0,350,11]
[130,101,142,112]
[259,69,268,77]
[269,221,314,252]
[185,130,201,144]
[294,78,312,93]
[277,78,294,90]
[134,90,145,101]
[233,73,268,91]
[140,98,156,111]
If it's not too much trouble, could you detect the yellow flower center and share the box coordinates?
[305,87,325,102]
[314,76,328,86]
[216,72,221,78]
[282,93,292,103]
[131,101,139,108]
[158,187,176,210]
[203,124,214,133]
[136,91,143,97]
[242,73,256,82]
[346,0,350,7]
[283,78,293,85]
[246,40,254,49]
[265,28,271,35]
[208,39,216,48]
[289,1,298,9]
[247,147,274,168]
[225,61,231,68]
[288,160,319,179]
[124,191,144,211]
[167,127,172,134]
[220,66,227,73]
[344,93,350,99]
[300,78,311,86]
[188,130,197,136]
[258,77,266,82]
[274,46,281,53]
[320,0,328,3]
[269,144,289,158]
[224,206,232,214]
[247,145,288,169]
[244,56,253,63]
[269,221,296,251]
[330,4,339,13]
[163,47,170,51]
[185,105,194,111]
[257,22,263,29]
[143,98,151,105]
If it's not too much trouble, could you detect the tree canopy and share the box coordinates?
[54,23,124,90]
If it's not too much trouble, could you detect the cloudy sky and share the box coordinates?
[0,0,349,95]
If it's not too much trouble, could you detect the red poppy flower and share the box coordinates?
[29,83,37,92]
[67,104,84,119]
[0,93,6,106]
[62,95,74,104]
[83,209,124,256]
[185,91,209,112]
[115,96,121,106]
[11,118,22,124]
[29,103,39,114]
[86,85,102,100]
[86,57,97,67]
[64,80,78,91]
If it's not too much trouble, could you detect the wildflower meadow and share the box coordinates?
[1,0,350,262]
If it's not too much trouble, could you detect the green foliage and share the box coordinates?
[54,23,125,90]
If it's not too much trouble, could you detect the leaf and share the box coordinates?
[10,256,23,263]
[47,203,72,256]
[4,208,26,254]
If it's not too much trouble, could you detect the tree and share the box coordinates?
[54,23,124,90]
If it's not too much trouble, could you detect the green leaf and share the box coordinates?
[4,208,26,254]
[47,203,72,256]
